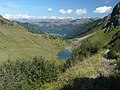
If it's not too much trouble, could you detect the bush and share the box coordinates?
[71,40,101,62]
[0,57,61,90]
[108,50,119,59]
[108,36,120,60]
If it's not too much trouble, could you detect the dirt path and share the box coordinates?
[66,32,96,51]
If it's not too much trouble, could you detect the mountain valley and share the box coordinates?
[0,1,119,90]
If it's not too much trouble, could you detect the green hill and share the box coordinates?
[0,15,69,62]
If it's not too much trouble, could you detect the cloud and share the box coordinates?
[93,6,112,14]
[104,0,112,3]
[59,8,86,15]
[2,14,30,19]
[59,9,66,14]
[0,5,14,9]
[0,1,21,10]
[0,4,21,10]
[74,9,87,15]
[47,8,53,12]
[2,14,74,20]
[66,9,73,14]
[59,9,73,14]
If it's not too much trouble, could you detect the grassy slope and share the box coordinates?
[43,50,108,90]
[0,16,69,62]
[87,27,120,47]
[43,26,120,90]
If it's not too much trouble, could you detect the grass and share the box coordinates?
[0,16,70,62]
[42,27,120,90]
[87,27,120,47]
[43,49,108,90]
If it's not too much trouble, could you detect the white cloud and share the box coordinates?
[66,9,73,14]
[59,9,73,14]
[104,0,112,3]
[93,6,112,14]
[0,5,21,9]
[0,4,21,10]
[47,8,53,12]
[2,14,74,20]
[59,8,87,15]
[74,9,87,15]
[59,9,66,14]
[0,5,14,9]
[2,14,31,19]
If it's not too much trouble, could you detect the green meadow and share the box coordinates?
[0,16,70,62]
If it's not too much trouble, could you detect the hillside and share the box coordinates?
[16,21,43,34]
[0,15,69,62]
[70,2,120,61]
[60,2,120,90]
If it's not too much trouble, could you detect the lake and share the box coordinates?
[57,49,72,60]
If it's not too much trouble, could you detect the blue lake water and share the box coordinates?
[57,49,72,60]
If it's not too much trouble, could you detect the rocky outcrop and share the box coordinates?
[103,2,120,33]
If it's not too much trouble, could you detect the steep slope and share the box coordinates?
[0,15,69,62]
[71,2,120,61]
[102,2,120,60]
[103,2,120,33]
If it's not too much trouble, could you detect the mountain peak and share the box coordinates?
[111,2,120,17]
[103,2,120,33]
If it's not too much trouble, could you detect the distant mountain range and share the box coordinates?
[15,18,69,23]
[15,18,98,37]
[64,19,102,38]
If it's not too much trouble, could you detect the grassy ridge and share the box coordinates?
[0,16,70,62]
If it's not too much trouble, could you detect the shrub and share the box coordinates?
[0,57,61,90]
[71,40,101,62]
[108,36,120,60]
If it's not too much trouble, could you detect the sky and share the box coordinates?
[0,0,119,20]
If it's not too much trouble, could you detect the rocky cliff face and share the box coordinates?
[103,2,120,33]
